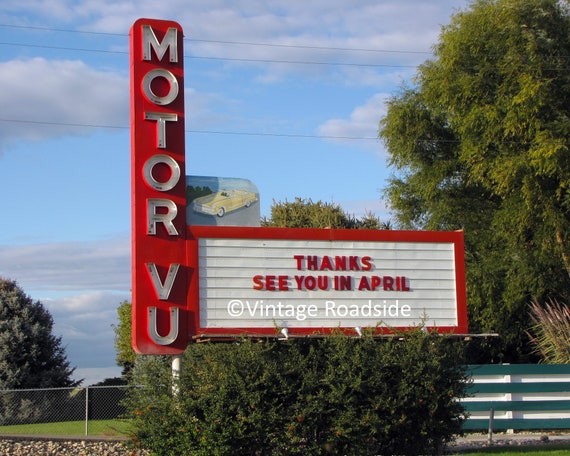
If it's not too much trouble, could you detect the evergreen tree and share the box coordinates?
[0,278,78,389]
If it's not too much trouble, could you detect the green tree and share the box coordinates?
[262,197,388,229]
[0,278,78,389]
[113,300,136,378]
[379,0,570,362]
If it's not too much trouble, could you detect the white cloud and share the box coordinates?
[0,1,470,151]
[4,1,466,85]
[42,291,129,381]
[46,292,126,347]
[75,0,461,48]
[0,58,129,149]
[317,93,387,150]
[0,237,131,375]
[0,235,130,293]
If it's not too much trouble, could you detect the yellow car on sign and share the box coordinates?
[191,189,258,217]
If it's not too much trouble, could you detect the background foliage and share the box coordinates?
[261,197,388,230]
[379,0,570,362]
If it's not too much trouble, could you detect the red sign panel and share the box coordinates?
[130,19,188,354]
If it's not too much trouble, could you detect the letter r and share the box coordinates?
[147,198,179,235]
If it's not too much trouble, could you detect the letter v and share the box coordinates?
[146,263,180,300]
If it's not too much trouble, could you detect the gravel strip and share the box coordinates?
[2,433,569,455]
[447,432,570,453]
[0,437,149,456]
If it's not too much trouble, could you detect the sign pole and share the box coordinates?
[172,354,182,396]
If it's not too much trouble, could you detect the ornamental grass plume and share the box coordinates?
[528,298,570,364]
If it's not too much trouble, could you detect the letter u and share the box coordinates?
[148,306,179,345]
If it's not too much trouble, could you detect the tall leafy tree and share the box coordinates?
[380,0,570,362]
[0,278,78,389]
[114,300,136,378]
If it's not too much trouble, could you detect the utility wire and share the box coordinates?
[0,41,419,68]
[0,22,431,55]
[2,38,568,71]
[184,38,429,55]
[186,55,416,68]
[4,23,568,70]
[3,118,568,146]
[0,23,124,36]
[3,22,570,66]
[0,118,379,140]
[0,41,127,55]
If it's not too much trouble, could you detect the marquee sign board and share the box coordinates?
[130,19,468,355]
[187,226,468,338]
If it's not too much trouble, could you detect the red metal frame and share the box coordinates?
[186,226,468,338]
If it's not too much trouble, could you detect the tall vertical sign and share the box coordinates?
[130,19,188,354]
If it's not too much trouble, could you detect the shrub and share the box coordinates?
[126,328,468,455]
[528,298,570,363]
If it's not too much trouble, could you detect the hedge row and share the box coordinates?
[126,329,468,456]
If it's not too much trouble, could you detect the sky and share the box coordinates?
[0,0,469,386]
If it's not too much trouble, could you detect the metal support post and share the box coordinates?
[172,354,182,397]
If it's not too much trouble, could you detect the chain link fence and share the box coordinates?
[0,386,134,436]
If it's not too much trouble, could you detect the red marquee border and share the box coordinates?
[186,226,468,339]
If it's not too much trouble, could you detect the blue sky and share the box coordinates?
[0,0,468,385]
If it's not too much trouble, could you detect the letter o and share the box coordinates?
[142,68,179,105]
[143,154,181,191]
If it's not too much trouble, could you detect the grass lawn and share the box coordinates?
[0,419,132,437]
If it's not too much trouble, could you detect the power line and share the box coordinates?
[0,118,379,140]
[0,23,123,36]
[188,129,378,140]
[0,41,127,55]
[0,118,126,130]
[3,117,568,146]
[184,38,430,55]
[186,54,416,68]
[4,22,570,67]
[0,22,431,55]
[2,38,569,72]
[0,41,418,68]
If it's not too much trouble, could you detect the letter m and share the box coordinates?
[142,25,178,62]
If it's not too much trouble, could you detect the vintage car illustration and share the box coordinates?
[191,189,258,217]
